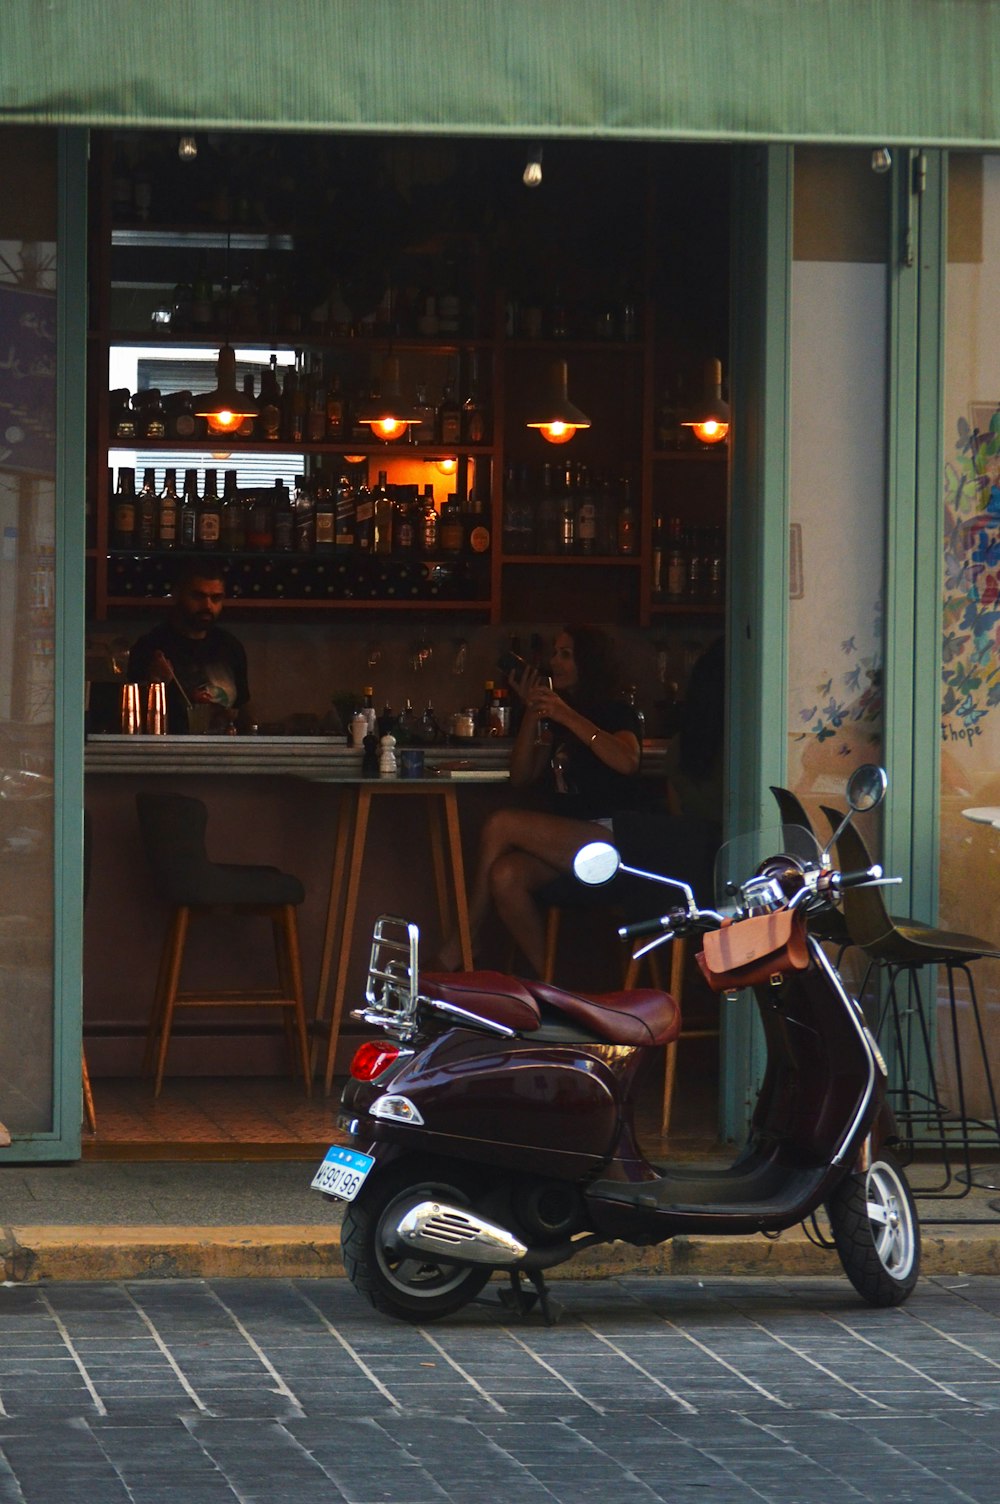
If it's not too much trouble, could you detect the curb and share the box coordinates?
[2,1223,997,1283]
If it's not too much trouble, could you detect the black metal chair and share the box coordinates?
[135,791,311,1097]
[821,804,1000,1200]
[768,785,851,952]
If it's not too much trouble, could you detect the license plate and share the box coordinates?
[311,1145,375,1202]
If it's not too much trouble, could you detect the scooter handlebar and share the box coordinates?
[618,907,690,941]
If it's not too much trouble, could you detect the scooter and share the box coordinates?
[312,764,920,1322]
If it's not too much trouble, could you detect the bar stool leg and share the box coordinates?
[81,1049,97,1135]
[324,788,372,1095]
[278,904,311,1097]
[542,909,560,984]
[442,788,473,970]
[312,787,356,1072]
[154,906,189,1098]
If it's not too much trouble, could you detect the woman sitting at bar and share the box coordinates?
[437,624,643,975]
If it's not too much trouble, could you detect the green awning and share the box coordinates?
[3,0,1000,147]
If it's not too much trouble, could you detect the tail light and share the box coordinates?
[351,1040,401,1081]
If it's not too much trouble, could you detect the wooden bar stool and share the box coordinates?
[135,791,312,1098]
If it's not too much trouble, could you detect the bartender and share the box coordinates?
[127,555,251,733]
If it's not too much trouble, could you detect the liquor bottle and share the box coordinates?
[576,467,597,555]
[179,469,199,549]
[157,468,179,551]
[258,355,282,441]
[372,471,393,556]
[393,485,418,556]
[168,388,198,440]
[439,493,464,556]
[410,385,436,446]
[325,374,345,442]
[314,474,336,554]
[197,469,222,549]
[237,374,257,439]
[272,480,294,551]
[191,259,213,326]
[559,487,576,555]
[616,478,637,555]
[354,476,374,554]
[246,487,274,551]
[686,526,704,598]
[221,469,246,552]
[466,487,490,556]
[461,357,487,444]
[437,383,462,446]
[335,472,356,553]
[112,466,137,550]
[136,467,158,551]
[109,389,136,441]
[420,484,439,554]
[306,358,327,443]
[476,681,495,736]
[293,475,316,552]
[706,524,725,599]
[665,517,687,600]
[361,687,377,738]
[282,360,305,444]
[141,390,166,439]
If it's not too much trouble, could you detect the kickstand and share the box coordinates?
[497,1270,563,1325]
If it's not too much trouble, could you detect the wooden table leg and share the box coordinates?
[442,787,473,970]
[427,796,450,940]
[323,786,372,1096]
[312,786,357,1072]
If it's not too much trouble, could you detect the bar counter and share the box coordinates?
[85,735,669,776]
[83,736,670,1083]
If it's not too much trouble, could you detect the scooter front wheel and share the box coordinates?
[341,1161,493,1322]
[825,1153,920,1306]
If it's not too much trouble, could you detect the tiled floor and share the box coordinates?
[84,1040,720,1161]
[84,1077,340,1160]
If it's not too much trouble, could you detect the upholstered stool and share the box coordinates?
[135,791,312,1097]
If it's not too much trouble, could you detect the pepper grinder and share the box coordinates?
[361,732,379,777]
[379,733,398,778]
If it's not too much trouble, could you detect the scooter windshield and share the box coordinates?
[713,823,822,918]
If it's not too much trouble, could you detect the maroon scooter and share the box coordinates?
[313,764,920,1322]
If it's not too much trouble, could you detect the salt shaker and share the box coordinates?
[349,712,367,749]
[379,733,398,777]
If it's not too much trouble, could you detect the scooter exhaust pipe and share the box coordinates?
[395,1201,528,1266]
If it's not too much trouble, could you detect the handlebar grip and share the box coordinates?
[837,866,881,889]
[618,915,671,941]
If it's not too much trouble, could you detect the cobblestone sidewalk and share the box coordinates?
[0,1274,998,1501]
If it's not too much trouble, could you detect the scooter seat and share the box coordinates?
[526,982,681,1047]
[421,971,542,1033]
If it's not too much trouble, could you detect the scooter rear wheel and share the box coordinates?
[825,1153,920,1306]
[342,1161,493,1322]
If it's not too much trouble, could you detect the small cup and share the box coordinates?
[399,748,425,779]
[145,681,167,735]
[186,703,214,735]
[120,683,142,734]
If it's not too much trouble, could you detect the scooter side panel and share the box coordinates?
[343,1029,628,1178]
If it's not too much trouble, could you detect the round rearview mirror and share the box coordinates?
[573,841,621,886]
[846,763,887,814]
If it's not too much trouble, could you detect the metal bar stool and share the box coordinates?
[821,804,1000,1205]
[135,792,312,1098]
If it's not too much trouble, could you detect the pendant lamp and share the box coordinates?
[526,359,591,445]
[358,355,421,442]
[194,344,257,435]
[681,357,730,445]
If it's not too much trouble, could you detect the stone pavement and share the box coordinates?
[0,1274,999,1501]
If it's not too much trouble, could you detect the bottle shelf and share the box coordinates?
[97,329,496,355]
[103,594,491,613]
[651,448,728,462]
[650,600,725,616]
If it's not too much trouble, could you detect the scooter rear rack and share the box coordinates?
[356,915,421,1036]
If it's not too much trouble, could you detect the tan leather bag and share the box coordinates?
[696,909,810,993]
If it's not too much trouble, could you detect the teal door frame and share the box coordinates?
[0,126,88,1163]
[722,144,946,1140]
